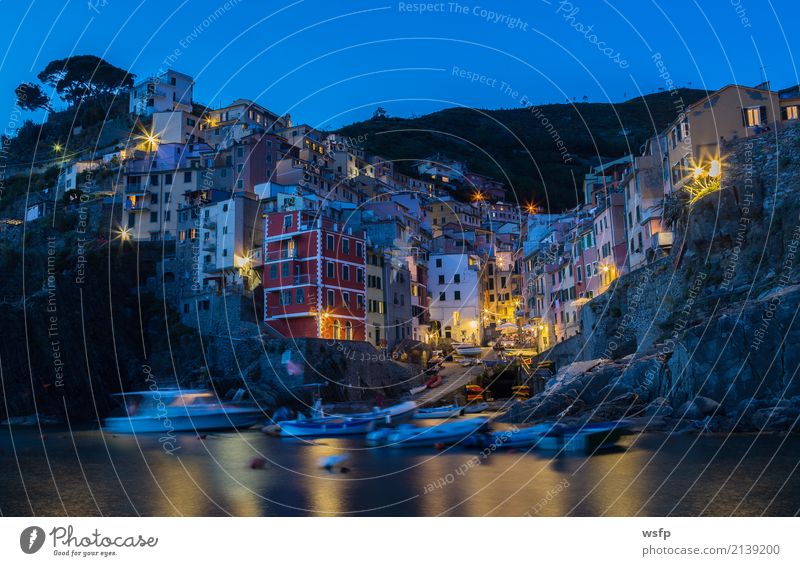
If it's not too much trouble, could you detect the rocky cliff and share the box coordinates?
[513,124,800,432]
[0,239,418,424]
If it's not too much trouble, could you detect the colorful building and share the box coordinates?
[263,210,366,341]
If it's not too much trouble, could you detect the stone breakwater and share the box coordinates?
[509,124,800,433]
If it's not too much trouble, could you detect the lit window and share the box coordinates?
[745,106,763,127]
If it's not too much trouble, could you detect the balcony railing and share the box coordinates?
[264,248,298,262]
[124,199,150,212]
[125,184,147,195]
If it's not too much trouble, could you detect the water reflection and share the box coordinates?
[1,429,798,516]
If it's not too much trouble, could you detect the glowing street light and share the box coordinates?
[115,227,131,242]
[52,143,63,153]
[135,124,160,152]
[708,159,721,178]
[472,191,485,203]
[526,202,538,214]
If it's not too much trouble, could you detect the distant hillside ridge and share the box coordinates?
[336,88,708,211]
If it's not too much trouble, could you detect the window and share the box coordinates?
[454,290,461,300]
[357,268,364,283]
[342,265,350,281]
[327,289,335,306]
[438,274,445,284]
[281,290,292,305]
[150,212,158,223]
[327,262,334,278]
[439,292,446,301]
[783,105,799,120]
[270,265,277,279]
[357,294,364,311]
[296,288,304,304]
[435,258,442,268]
[356,242,363,257]
[164,192,171,203]
[454,274,460,284]
[184,171,192,183]
[282,263,289,277]
[150,175,158,186]
[283,215,292,229]
[326,234,334,250]
[237,179,243,189]
[165,211,171,222]
[150,192,158,205]
[744,106,766,127]
[343,292,350,307]
[342,238,350,254]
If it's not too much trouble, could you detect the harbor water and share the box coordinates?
[1,427,798,516]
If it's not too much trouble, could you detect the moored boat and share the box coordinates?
[487,425,544,448]
[383,417,490,447]
[276,400,417,437]
[413,404,465,419]
[463,402,489,414]
[536,421,631,453]
[103,389,263,434]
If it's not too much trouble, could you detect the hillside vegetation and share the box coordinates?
[336,89,708,210]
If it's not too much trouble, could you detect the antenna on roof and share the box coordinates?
[760,64,770,84]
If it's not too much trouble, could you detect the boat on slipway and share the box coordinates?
[454,344,482,357]
[103,389,263,434]
[276,401,418,437]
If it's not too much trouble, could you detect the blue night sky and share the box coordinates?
[1,0,799,130]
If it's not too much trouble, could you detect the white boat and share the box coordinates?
[454,344,482,356]
[103,389,263,434]
[277,400,417,437]
[413,405,465,419]
[382,417,490,448]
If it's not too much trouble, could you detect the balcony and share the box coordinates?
[292,274,312,285]
[264,248,298,262]
[124,198,150,212]
[125,184,148,196]
[202,241,216,252]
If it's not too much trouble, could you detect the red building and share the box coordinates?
[263,210,366,340]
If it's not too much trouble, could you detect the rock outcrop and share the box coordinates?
[520,124,800,432]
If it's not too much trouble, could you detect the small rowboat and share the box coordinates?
[276,401,417,437]
[454,344,482,356]
[463,401,489,414]
[414,405,465,419]
[378,417,490,448]
[486,425,545,448]
[425,374,442,389]
[536,421,631,453]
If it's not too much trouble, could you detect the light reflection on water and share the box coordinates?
[1,428,798,516]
